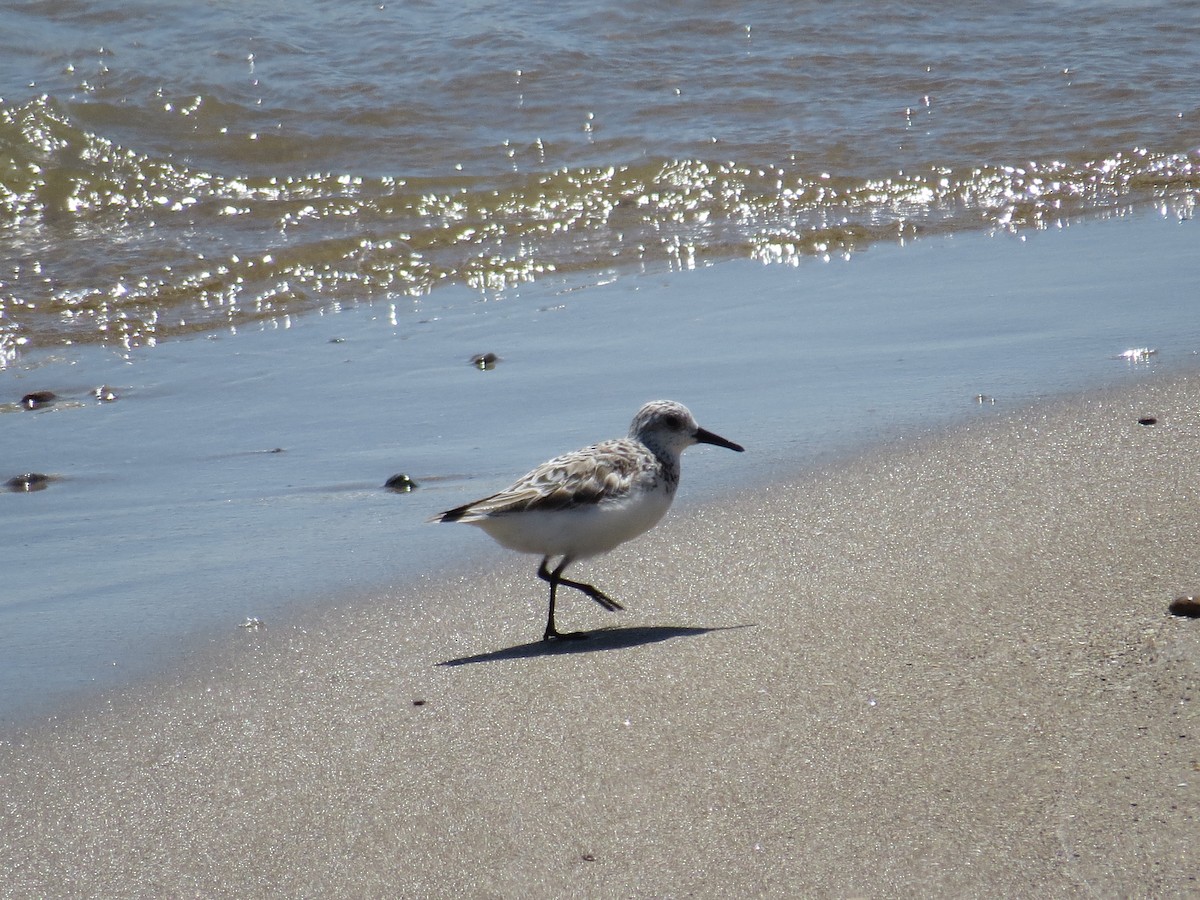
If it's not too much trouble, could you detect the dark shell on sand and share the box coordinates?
[6,473,51,492]
[384,473,418,492]
[20,391,56,409]
[1168,596,1200,618]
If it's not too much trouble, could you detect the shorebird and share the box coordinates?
[432,400,744,640]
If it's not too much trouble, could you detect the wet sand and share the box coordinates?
[5,213,1197,725]
[2,370,1197,897]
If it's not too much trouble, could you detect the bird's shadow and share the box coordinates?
[438,623,755,667]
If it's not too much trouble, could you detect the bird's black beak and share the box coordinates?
[695,427,744,452]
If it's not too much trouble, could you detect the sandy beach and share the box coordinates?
[5,3,1198,894]
[2,370,1197,898]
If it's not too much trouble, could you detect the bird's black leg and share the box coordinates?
[537,557,581,641]
[536,557,623,641]
[556,575,624,612]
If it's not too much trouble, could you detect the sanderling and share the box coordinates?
[432,400,744,641]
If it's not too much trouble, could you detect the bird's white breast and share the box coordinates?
[473,480,674,559]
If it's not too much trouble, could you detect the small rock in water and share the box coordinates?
[238,617,266,629]
[1168,596,1200,618]
[5,473,51,492]
[94,385,119,402]
[20,391,56,409]
[385,473,418,492]
[1137,417,1157,426]
[974,394,996,405]
[470,352,499,370]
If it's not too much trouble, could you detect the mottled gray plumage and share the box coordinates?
[433,400,744,640]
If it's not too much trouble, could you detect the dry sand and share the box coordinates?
[2,373,1198,898]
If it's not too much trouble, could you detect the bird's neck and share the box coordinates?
[646,443,681,488]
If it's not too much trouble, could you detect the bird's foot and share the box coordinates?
[568,583,623,611]
[587,591,623,612]
[543,628,589,642]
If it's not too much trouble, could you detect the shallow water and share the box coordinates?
[2,0,1197,358]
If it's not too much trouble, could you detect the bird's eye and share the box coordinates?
[664,414,682,429]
